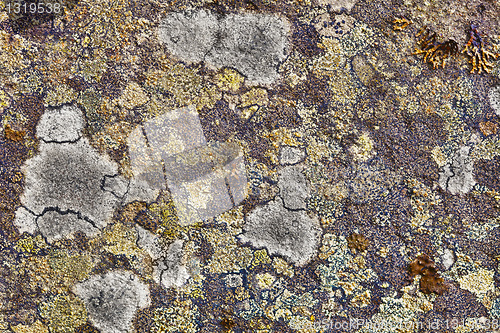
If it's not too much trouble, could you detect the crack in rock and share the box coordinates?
[439,145,476,195]
[135,225,190,289]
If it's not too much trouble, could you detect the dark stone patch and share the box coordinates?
[350,0,401,28]
[148,283,177,309]
[191,232,214,265]
[91,252,132,275]
[435,193,498,227]
[12,95,45,136]
[98,69,123,99]
[6,0,78,35]
[291,23,323,58]
[198,100,241,142]
[72,231,89,252]
[279,73,331,110]
[365,229,409,292]
[65,76,87,92]
[475,156,500,192]
[133,308,154,333]
[260,103,302,131]
[420,285,488,332]
[0,263,42,325]
[288,266,320,291]
[373,112,446,186]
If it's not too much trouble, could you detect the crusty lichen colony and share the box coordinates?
[0,0,500,332]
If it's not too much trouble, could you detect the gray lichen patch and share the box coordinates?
[135,225,165,261]
[135,226,190,289]
[36,104,85,143]
[278,166,309,210]
[439,145,476,195]
[279,146,306,165]
[209,13,290,85]
[158,10,290,85]
[14,206,38,234]
[155,239,191,289]
[73,271,151,333]
[14,105,125,242]
[157,9,218,64]
[102,175,129,199]
[239,199,321,266]
[19,139,120,223]
[318,0,360,12]
[489,85,500,116]
[37,210,99,243]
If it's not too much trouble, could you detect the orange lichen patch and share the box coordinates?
[409,254,433,277]
[4,124,25,142]
[392,18,411,31]
[462,25,499,74]
[420,269,447,295]
[409,254,447,295]
[414,27,459,69]
[346,233,369,253]
[480,121,498,136]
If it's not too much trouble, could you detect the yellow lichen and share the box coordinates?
[202,227,253,274]
[97,222,143,257]
[117,81,149,109]
[215,68,245,92]
[257,273,276,289]
[48,250,94,282]
[15,235,47,254]
[350,132,375,161]
[239,88,269,108]
[0,89,10,109]
[314,38,346,72]
[11,321,49,333]
[145,65,221,111]
[458,268,495,301]
[252,249,272,267]
[350,289,371,308]
[39,294,87,333]
[431,146,447,168]
[273,257,294,278]
[234,286,251,301]
[45,84,78,107]
[153,299,198,333]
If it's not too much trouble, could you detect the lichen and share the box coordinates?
[39,294,88,333]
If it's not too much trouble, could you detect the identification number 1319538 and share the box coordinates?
[6,2,61,14]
